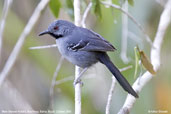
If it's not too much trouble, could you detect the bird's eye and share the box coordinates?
[54,26,58,30]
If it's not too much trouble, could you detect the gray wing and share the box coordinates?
[70,27,116,52]
[79,38,115,52]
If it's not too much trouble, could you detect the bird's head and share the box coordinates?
[39,20,76,39]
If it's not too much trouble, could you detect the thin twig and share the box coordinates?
[29,44,57,50]
[55,73,99,86]
[105,77,116,114]
[50,56,64,109]
[118,0,171,113]
[81,2,92,28]
[0,0,13,63]
[101,1,153,47]
[105,65,132,114]
[120,1,130,64]
[55,76,73,85]
[119,65,132,72]
[0,0,50,87]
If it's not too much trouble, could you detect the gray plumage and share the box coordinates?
[39,20,138,98]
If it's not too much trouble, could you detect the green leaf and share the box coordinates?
[112,0,120,5]
[49,0,61,18]
[92,0,102,18]
[136,46,156,75]
[119,0,134,6]
[127,0,134,6]
[139,51,156,75]
[134,46,156,78]
[134,46,140,78]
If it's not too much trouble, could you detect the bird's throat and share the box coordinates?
[50,33,63,39]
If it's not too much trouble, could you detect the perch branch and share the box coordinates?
[74,0,82,114]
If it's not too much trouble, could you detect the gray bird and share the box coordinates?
[39,20,138,98]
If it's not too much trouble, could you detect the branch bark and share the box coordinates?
[105,77,117,114]
[118,0,171,113]
[74,0,82,114]
[0,0,50,87]
[29,44,57,50]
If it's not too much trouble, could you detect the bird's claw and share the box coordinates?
[73,78,84,87]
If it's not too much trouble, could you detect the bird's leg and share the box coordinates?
[73,67,88,86]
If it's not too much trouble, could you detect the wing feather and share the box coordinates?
[69,27,116,52]
[79,38,115,52]
[77,27,116,52]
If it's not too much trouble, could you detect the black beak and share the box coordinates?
[39,30,50,36]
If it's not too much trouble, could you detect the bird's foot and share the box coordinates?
[73,78,84,87]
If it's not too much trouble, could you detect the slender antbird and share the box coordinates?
[39,20,138,98]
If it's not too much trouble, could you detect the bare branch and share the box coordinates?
[101,1,153,47]
[74,66,82,114]
[118,0,171,113]
[119,65,132,72]
[0,0,13,63]
[81,2,92,28]
[74,0,82,114]
[105,77,117,114]
[50,56,64,109]
[29,44,57,50]
[105,65,132,114]
[55,72,101,86]
[0,0,50,87]
[55,76,73,85]
[120,1,130,64]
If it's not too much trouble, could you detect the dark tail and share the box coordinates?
[98,53,138,98]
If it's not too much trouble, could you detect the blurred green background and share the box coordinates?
[0,0,170,114]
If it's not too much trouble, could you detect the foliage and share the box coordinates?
[134,46,156,78]
[49,0,61,18]
[92,0,102,18]
[127,0,134,6]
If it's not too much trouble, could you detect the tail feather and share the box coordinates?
[98,53,138,98]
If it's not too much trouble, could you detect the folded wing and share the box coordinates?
[71,27,116,52]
